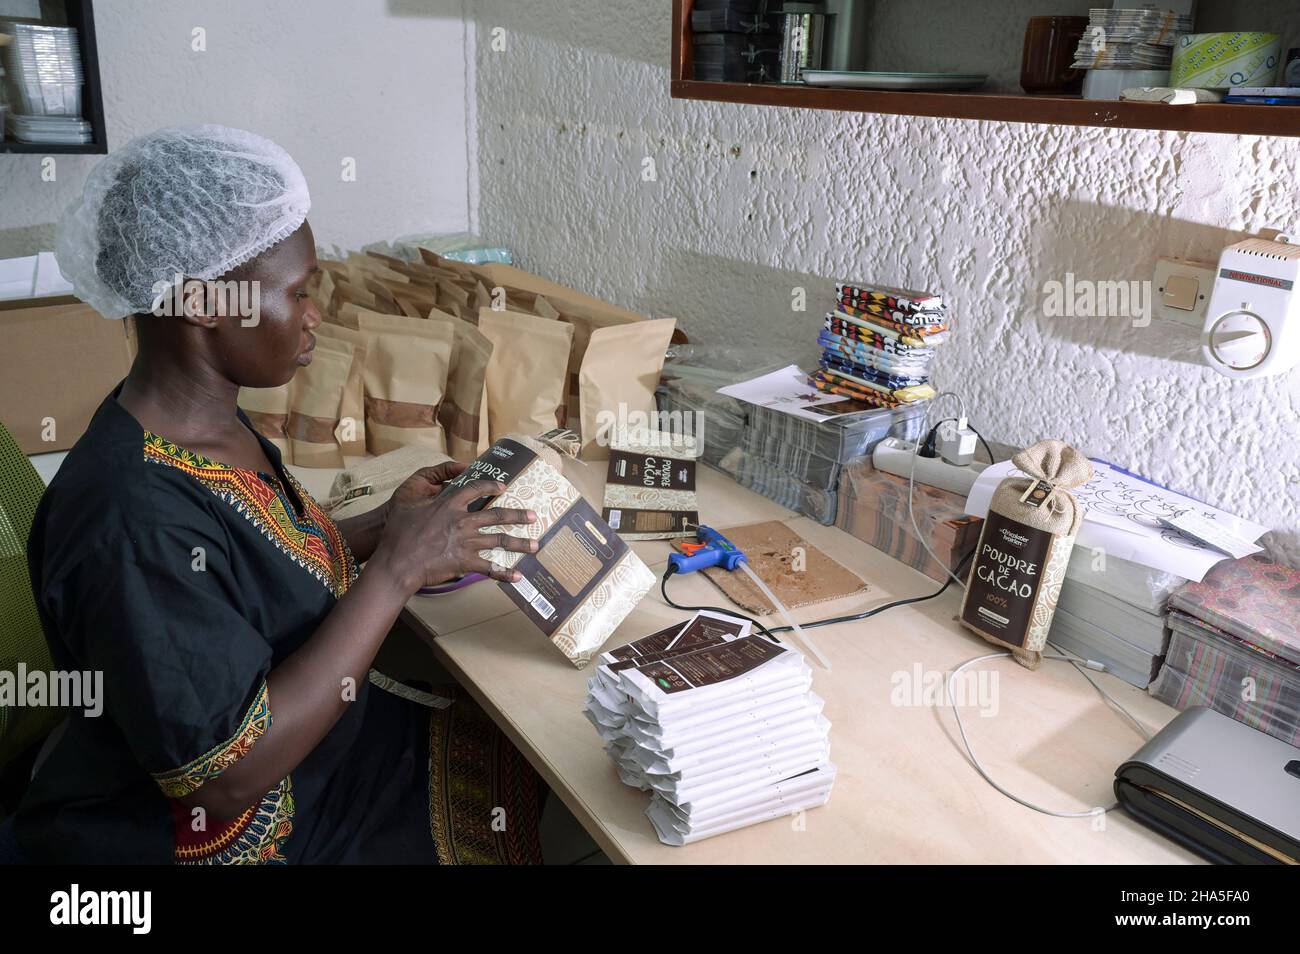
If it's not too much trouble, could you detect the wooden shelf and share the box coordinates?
[671,0,1300,138]
[671,79,1300,137]
[0,0,108,156]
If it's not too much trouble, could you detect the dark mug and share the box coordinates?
[1021,15,1087,94]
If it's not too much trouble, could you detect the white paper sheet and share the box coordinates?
[964,459,1269,582]
[716,364,875,423]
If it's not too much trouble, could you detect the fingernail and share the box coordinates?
[529,540,539,552]
[527,510,537,522]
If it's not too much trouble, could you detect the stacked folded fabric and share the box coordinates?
[810,282,948,409]
[584,611,835,846]
[1149,554,1300,746]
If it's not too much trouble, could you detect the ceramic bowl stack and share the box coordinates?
[1,21,91,143]
[1071,7,1193,100]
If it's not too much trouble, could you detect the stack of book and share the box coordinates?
[1149,554,1300,746]
[584,611,835,846]
[1047,549,1186,688]
[809,282,949,410]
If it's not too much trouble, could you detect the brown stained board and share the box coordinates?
[670,0,1300,138]
[672,520,868,616]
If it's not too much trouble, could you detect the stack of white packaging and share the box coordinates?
[585,611,835,846]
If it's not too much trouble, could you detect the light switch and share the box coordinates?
[1163,274,1199,311]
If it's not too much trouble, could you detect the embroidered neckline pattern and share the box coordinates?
[141,431,355,598]
[152,682,271,799]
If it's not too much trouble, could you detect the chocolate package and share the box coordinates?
[440,428,655,668]
[959,440,1092,669]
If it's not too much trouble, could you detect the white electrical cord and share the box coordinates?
[906,390,971,588]
[946,649,1155,818]
[906,391,1155,818]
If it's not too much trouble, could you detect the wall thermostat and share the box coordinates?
[1201,233,1300,379]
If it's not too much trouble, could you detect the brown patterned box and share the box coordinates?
[835,458,981,583]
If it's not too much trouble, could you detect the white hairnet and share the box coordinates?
[55,124,311,319]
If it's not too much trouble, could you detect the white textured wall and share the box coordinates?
[473,1,1300,564]
[0,0,472,257]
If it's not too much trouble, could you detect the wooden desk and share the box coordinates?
[391,464,1199,864]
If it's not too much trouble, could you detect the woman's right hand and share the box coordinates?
[370,479,538,596]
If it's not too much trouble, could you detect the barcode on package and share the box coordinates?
[512,575,556,620]
[607,509,622,529]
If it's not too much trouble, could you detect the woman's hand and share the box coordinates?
[370,476,537,597]
[386,460,468,512]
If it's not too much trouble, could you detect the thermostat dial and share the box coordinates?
[1206,310,1271,371]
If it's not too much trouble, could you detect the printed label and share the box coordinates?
[635,635,786,694]
[500,497,629,636]
[439,438,538,512]
[606,450,696,491]
[960,511,1053,647]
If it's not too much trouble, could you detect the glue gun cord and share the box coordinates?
[659,565,779,643]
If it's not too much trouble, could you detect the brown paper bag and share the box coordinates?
[959,439,1093,669]
[238,384,292,460]
[577,318,676,459]
[354,309,456,455]
[289,339,351,468]
[439,316,495,461]
[314,322,368,456]
[478,307,574,443]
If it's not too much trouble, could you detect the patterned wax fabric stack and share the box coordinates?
[810,282,948,410]
[584,611,834,846]
[1149,553,1300,746]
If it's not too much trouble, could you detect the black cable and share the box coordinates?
[660,548,975,641]
[659,564,780,643]
[766,548,975,635]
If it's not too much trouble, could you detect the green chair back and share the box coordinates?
[0,422,56,767]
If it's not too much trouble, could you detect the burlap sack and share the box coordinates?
[959,439,1093,669]
[324,443,453,521]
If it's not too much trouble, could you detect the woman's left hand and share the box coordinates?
[387,461,469,511]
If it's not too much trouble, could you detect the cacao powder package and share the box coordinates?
[959,439,1093,669]
[439,428,655,668]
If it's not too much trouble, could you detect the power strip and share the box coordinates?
[872,437,988,497]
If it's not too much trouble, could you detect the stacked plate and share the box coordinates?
[1071,7,1193,70]
[1,21,88,137]
[7,112,92,144]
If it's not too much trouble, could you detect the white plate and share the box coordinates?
[802,70,988,91]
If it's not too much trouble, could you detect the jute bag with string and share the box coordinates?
[959,439,1092,669]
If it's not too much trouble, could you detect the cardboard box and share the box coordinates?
[836,457,982,583]
[0,296,135,453]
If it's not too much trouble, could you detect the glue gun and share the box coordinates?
[665,524,833,672]
[668,525,747,574]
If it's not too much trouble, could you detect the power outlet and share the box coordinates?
[1154,257,1216,327]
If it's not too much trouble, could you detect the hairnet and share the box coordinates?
[55,124,311,319]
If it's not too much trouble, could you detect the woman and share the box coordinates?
[16,126,542,864]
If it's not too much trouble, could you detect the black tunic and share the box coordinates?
[16,388,543,864]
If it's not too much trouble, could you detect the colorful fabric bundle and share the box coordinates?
[819,354,929,391]
[827,308,949,349]
[811,279,947,409]
[817,331,930,376]
[807,369,934,409]
[835,282,946,326]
